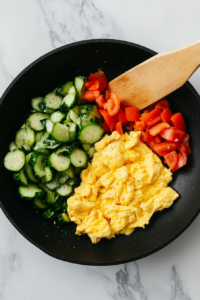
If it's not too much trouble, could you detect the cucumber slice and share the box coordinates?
[82,143,92,152]
[57,173,69,185]
[4,150,25,171]
[75,76,86,103]
[74,166,81,175]
[38,182,49,193]
[70,149,88,167]
[51,195,63,211]
[43,93,63,110]
[33,198,48,210]
[26,127,35,148]
[29,113,49,131]
[51,123,70,143]
[57,81,73,96]
[62,165,75,179]
[15,128,27,148]
[45,120,54,133]
[36,149,50,157]
[67,178,75,186]
[34,139,60,150]
[31,97,43,112]
[68,85,76,94]
[58,213,70,224]
[13,169,28,186]
[35,131,44,143]
[61,92,78,109]
[9,141,18,151]
[19,184,44,200]
[48,153,70,172]
[57,184,73,197]
[29,152,45,178]
[44,166,53,183]
[67,122,77,142]
[88,147,96,159]
[56,144,67,154]
[78,124,104,144]
[26,166,38,183]
[50,111,66,123]
[68,110,79,124]
[42,209,57,221]
[46,178,60,190]
[46,190,56,204]
[71,105,80,115]
[62,202,68,214]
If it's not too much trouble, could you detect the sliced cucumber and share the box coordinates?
[68,85,76,94]
[43,93,63,110]
[19,184,44,200]
[58,213,70,224]
[46,190,56,204]
[29,113,49,131]
[51,123,70,143]
[68,110,79,124]
[13,169,28,186]
[45,119,54,133]
[88,147,96,159]
[67,178,75,186]
[57,81,73,96]
[74,166,81,175]
[26,166,38,183]
[51,195,63,211]
[26,127,35,148]
[61,92,78,109]
[9,141,18,151]
[70,148,88,167]
[36,149,50,157]
[62,202,68,214]
[29,152,45,178]
[82,143,92,152]
[67,122,77,142]
[15,128,26,148]
[62,165,75,179]
[38,101,54,114]
[45,178,60,190]
[4,150,25,172]
[50,111,66,123]
[78,124,104,144]
[38,182,49,193]
[31,97,43,112]
[42,208,57,221]
[44,166,53,183]
[33,198,48,210]
[56,144,67,154]
[75,76,86,103]
[35,131,44,143]
[48,153,70,172]
[71,105,80,115]
[57,184,73,197]
[57,173,69,185]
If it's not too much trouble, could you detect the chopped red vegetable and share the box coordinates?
[149,122,170,136]
[161,107,173,124]
[154,142,180,156]
[146,116,161,128]
[99,109,115,131]
[172,151,187,171]
[164,151,178,170]
[107,93,120,116]
[117,109,127,124]
[85,81,95,89]
[133,121,145,131]
[88,79,100,91]
[101,122,110,133]
[160,127,186,143]
[96,95,106,108]
[171,113,186,131]
[82,90,100,102]
[155,99,169,110]
[104,90,111,101]
[140,108,162,124]
[115,122,123,135]
[125,107,141,121]
[104,98,114,111]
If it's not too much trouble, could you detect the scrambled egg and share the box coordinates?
[68,131,179,244]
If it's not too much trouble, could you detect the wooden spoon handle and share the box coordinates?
[107,41,200,110]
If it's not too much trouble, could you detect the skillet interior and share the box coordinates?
[0,39,200,265]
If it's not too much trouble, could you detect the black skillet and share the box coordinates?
[0,39,200,266]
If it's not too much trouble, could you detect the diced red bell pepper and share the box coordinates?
[172,151,187,171]
[104,98,114,111]
[160,127,186,143]
[98,109,115,131]
[106,93,120,116]
[140,131,152,143]
[154,136,162,144]
[164,150,178,170]
[125,107,141,121]
[133,121,145,131]
[101,122,110,133]
[171,113,186,132]
[146,116,161,128]
[99,76,107,92]
[88,79,100,91]
[140,108,162,124]
[117,109,127,124]
[154,142,180,156]
[115,122,123,135]
[125,122,134,131]
[104,90,111,101]
[85,81,95,89]
[82,90,100,102]
[155,99,170,110]
[161,107,173,124]
[149,122,170,136]
[88,72,107,92]
[96,95,106,108]
[112,114,119,123]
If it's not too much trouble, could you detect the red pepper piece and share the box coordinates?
[98,109,115,131]
[125,107,141,122]
[161,107,173,124]
[146,116,161,128]
[133,121,145,131]
[115,122,123,135]
[164,150,178,170]
[149,122,170,136]
[154,142,180,156]
[117,109,127,124]
[171,113,186,131]
[160,127,186,143]
[140,108,162,124]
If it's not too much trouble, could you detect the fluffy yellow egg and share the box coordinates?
[68,131,179,244]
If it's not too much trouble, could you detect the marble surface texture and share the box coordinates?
[1,0,200,299]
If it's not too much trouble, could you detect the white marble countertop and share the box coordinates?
[1,1,200,299]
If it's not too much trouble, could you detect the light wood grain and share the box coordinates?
[107,41,200,110]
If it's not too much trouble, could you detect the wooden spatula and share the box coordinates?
[107,41,200,110]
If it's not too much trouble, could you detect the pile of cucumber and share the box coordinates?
[4,76,104,224]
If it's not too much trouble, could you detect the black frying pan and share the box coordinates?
[0,39,200,266]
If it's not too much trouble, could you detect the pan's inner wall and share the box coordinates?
[0,40,200,265]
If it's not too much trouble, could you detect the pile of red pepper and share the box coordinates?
[82,71,191,172]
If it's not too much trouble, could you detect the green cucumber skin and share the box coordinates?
[29,152,45,179]
[42,209,57,221]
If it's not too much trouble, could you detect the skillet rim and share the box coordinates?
[0,38,200,266]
